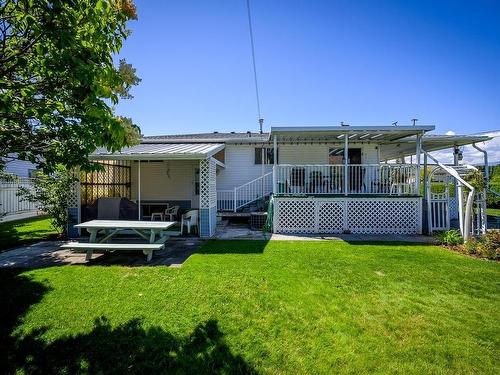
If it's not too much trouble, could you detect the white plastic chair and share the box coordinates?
[181,210,198,235]
[164,206,179,221]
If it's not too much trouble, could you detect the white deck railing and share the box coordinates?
[275,164,417,195]
[217,172,273,212]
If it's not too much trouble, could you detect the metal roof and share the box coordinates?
[270,125,435,142]
[142,132,270,144]
[90,143,225,160]
[379,134,493,161]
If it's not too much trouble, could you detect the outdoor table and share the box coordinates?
[73,220,176,261]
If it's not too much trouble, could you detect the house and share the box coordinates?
[69,125,492,239]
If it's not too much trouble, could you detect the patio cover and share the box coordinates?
[379,134,492,161]
[90,143,225,160]
[270,125,435,142]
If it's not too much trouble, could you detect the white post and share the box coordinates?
[423,153,428,234]
[458,183,464,236]
[415,133,422,195]
[137,160,141,220]
[344,133,349,195]
[273,135,277,194]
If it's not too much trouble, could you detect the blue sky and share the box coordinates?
[116,0,500,136]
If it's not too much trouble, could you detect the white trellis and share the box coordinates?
[273,197,422,234]
[199,158,217,237]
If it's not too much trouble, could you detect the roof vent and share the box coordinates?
[213,131,218,134]
[341,121,348,126]
[247,131,251,137]
[230,131,235,134]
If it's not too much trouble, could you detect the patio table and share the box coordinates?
[73,220,176,261]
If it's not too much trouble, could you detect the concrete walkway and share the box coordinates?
[0,238,203,268]
[215,223,437,243]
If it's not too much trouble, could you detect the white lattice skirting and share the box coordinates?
[274,197,422,234]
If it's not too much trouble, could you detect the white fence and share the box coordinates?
[275,164,417,195]
[0,177,38,215]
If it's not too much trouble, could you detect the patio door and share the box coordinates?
[348,149,362,192]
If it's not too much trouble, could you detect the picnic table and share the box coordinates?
[63,220,177,261]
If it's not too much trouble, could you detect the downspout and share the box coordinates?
[472,143,489,184]
[472,143,489,233]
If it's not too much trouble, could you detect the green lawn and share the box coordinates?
[1,241,499,374]
[0,216,58,251]
[487,208,500,216]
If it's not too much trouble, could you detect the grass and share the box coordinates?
[487,208,500,216]
[1,240,499,374]
[0,216,58,251]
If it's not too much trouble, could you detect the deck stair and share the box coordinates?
[217,172,273,212]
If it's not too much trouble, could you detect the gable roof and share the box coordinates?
[142,132,269,144]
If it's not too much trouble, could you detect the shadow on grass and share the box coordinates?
[198,240,269,255]
[8,318,255,375]
[0,270,255,374]
[0,269,50,370]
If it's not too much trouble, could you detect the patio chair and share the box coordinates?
[150,212,163,221]
[181,210,199,235]
[164,205,179,221]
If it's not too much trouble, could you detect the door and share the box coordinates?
[348,149,362,192]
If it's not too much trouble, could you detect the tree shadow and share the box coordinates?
[0,268,50,370]
[8,318,256,375]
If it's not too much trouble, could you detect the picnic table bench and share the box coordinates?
[62,220,177,261]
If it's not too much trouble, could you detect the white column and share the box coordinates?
[415,133,422,194]
[344,133,349,195]
[423,153,429,234]
[137,160,141,220]
[273,135,277,194]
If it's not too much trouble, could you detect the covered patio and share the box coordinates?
[68,143,225,239]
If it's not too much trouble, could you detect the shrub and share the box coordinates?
[463,237,479,255]
[461,231,499,260]
[19,166,77,237]
[436,230,463,246]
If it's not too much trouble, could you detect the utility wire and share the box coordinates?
[246,0,263,133]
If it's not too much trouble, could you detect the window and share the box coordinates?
[255,148,278,164]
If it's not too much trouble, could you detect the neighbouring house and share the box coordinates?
[69,125,492,239]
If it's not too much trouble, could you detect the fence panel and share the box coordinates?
[0,177,38,215]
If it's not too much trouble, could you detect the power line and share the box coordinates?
[246,0,263,133]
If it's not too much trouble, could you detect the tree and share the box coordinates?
[0,0,141,173]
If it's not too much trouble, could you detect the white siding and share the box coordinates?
[216,145,272,190]
[130,160,199,206]
[3,158,36,177]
